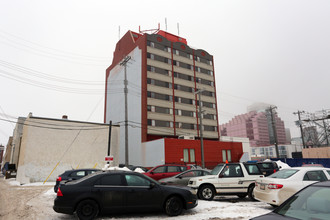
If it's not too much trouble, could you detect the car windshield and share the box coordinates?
[268,169,298,179]
[211,164,224,175]
[275,185,330,220]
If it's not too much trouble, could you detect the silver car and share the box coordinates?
[159,169,211,186]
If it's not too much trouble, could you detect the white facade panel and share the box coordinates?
[141,139,165,167]
[106,47,143,166]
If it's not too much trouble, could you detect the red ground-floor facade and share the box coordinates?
[163,138,243,169]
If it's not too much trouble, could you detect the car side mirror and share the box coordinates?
[218,174,224,178]
[177,176,182,179]
[150,182,156,188]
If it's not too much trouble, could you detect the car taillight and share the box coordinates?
[268,184,283,189]
[273,169,277,173]
[56,176,62,182]
[57,187,63,196]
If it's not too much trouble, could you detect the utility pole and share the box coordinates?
[293,110,306,149]
[269,106,280,158]
[120,56,131,167]
[107,120,112,164]
[195,89,205,168]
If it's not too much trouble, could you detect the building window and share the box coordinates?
[190,149,195,162]
[155,106,170,114]
[153,120,171,127]
[147,41,155,48]
[222,150,232,162]
[147,92,171,101]
[181,123,196,130]
[222,150,226,162]
[181,110,194,117]
[183,149,189,162]
[204,126,217,132]
[183,149,195,163]
[260,148,265,155]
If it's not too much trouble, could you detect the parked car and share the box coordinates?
[188,162,264,200]
[254,167,330,206]
[256,161,279,176]
[54,168,100,192]
[250,181,330,220]
[143,164,192,181]
[159,169,211,186]
[302,163,324,167]
[53,170,198,219]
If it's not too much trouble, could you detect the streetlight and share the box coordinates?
[194,89,205,168]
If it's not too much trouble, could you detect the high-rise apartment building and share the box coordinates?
[220,109,287,147]
[104,29,227,166]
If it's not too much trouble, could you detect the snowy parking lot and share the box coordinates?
[0,177,274,220]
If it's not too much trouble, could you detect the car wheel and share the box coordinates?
[198,185,215,201]
[165,196,183,216]
[76,199,99,220]
[237,194,247,199]
[248,185,257,201]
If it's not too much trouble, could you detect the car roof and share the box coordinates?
[286,167,330,170]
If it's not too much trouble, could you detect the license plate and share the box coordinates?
[260,184,265,190]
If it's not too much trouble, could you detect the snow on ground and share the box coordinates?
[41,187,272,220]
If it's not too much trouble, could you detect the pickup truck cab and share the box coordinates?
[188,163,264,200]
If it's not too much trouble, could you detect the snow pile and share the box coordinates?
[133,168,146,173]
[275,160,291,169]
[102,164,131,171]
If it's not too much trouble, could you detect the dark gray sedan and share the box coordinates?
[159,169,211,186]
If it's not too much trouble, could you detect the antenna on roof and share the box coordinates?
[177,23,180,36]
[165,18,167,31]
[118,26,120,40]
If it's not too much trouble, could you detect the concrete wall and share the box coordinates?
[16,116,120,184]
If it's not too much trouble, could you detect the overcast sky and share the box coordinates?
[1,0,329,146]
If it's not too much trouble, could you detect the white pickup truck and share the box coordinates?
[188,163,264,200]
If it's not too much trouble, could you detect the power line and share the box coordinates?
[0,29,109,60]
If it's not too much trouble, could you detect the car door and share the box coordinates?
[165,166,183,178]
[177,170,206,185]
[217,164,246,193]
[124,174,163,211]
[302,170,328,187]
[93,174,126,213]
[149,166,167,180]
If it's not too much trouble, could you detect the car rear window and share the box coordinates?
[269,169,298,179]
[244,164,262,175]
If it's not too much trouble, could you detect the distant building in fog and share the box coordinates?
[220,103,288,147]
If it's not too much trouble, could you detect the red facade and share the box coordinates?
[164,138,243,169]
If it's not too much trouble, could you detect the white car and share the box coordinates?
[188,163,264,200]
[254,167,330,206]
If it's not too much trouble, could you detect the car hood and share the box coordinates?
[162,184,192,191]
[189,175,217,181]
